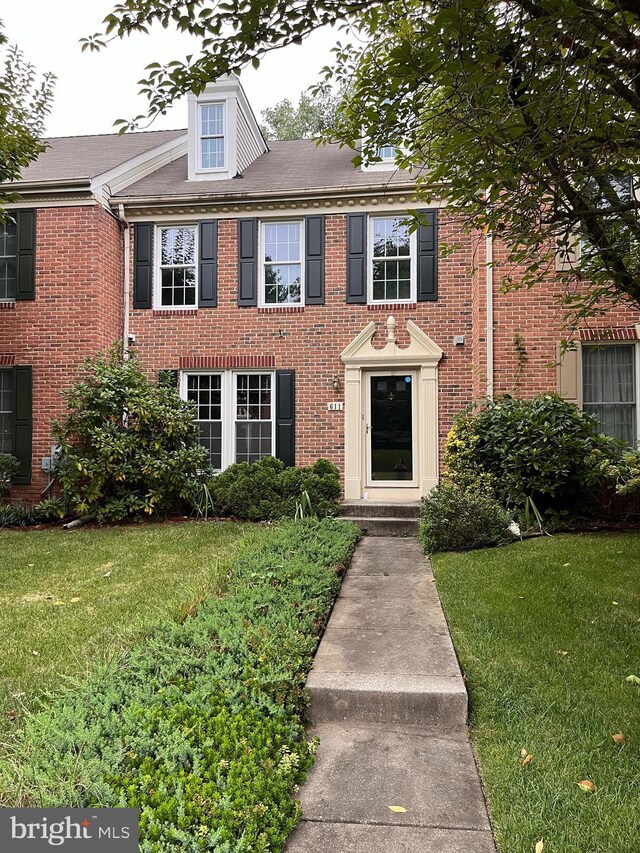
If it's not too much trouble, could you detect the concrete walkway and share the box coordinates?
[286,537,496,853]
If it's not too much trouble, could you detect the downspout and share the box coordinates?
[118,204,130,358]
[485,229,494,399]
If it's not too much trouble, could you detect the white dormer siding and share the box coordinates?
[187,76,268,182]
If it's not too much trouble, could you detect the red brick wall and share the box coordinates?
[129,214,478,474]
[2,204,123,500]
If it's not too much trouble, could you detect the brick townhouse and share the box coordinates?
[2,76,639,503]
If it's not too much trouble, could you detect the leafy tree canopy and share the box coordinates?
[0,21,55,209]
[260,89,342,140]
[86,0,640,325]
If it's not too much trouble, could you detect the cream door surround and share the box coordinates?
[340,317,443,500]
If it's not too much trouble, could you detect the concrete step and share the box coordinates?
[340,501,421,519]
[344,516,419,537]
[307,672,467,728]
[307,538,467,732]
[286,723,495,852]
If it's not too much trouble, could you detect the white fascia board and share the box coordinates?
[90,134,188,202]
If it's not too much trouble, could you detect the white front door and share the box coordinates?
[365,371,418,489]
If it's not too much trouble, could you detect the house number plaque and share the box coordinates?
[327,402,344,411]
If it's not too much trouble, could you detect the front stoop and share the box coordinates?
[285,537,496,853]
[339,500,421,537]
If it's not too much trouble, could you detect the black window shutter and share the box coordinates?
[199,220,218,307]
[158,369,179,389]
[346,213,367,303]
[417,209,438,302]
[12,365,32,484]
[275,370,295,467]
[15,209,36,301]
[133,223,153,309]
[305,215,325,305]
[238,218,258,306]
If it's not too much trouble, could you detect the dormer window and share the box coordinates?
[187,76,268,182]
[200,103,225,170]
[377,145,397,162]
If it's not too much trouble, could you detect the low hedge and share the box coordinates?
[195,457,342,521]
[0,518,360,852]
[418,479,517,554]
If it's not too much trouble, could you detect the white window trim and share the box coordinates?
[181,369,276,470]
[198,101,227,173]
[0,219,17,302]
[581,340,640,446]
[367,214,417,305]
[258,219,305,308]
[154,224,198,311]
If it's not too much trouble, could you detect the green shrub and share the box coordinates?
[0,497,66,528]
[584,438,640,521]
[0,454,19,500]
[418,480,516,554]
[198,456,342,521]
[445,395,605,512]
[52,345,209,523]
[0,519,360,852]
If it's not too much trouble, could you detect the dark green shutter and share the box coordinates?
[15,209,36,301]
[238,218,258,306]
[417,209,438,302]
[158,369,179,389]
[275,370,295,467]
[305,215,325,305]
[12,365,32,484]
[199,220,218,307]
[133,223,153,309]
[346,214,367,303]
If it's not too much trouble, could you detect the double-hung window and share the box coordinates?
[157,225,197,308]
[376,144,397,162]
[0,219,17,300]
[369,215,415,303]
[200,103,225,170]
[582,344,638,445]
[183,371,274,470]
[0,369,12,453]
[261,221,303,305]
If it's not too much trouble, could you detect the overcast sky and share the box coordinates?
[2,1,339,137]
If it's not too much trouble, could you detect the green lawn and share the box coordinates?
[433,533,640,853]
[0,521,260,733]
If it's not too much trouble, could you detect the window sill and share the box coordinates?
[367,302,417,311]
[152,308,199,317]
[258,305,305,314]
[0,301,16,310]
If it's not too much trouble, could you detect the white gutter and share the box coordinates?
[118,204,130,358]
[486,229,494,399]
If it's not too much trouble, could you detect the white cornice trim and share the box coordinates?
[91,134,188,202]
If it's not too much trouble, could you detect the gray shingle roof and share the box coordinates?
[16,129,186,184]
[113,139,415,200]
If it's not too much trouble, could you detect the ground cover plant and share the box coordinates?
[433,533,640,853]
[0,518,360,852]
[0,521,258,736]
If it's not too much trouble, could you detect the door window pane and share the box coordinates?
[370,375,413,481]
[583,345,637,444]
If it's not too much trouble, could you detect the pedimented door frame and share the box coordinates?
[340,317,443,501]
